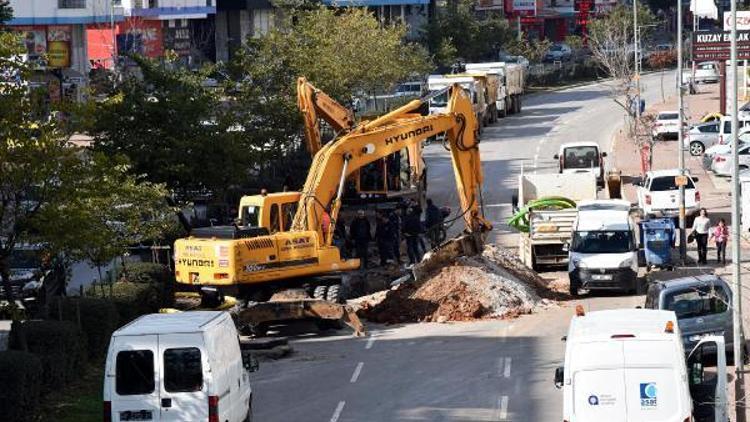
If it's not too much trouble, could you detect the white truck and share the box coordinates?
[465,62,526,117]
[555,308,728,422]
[427,74,487,131]
[104,311,257,422]
[515,173,597,270]
[554,142,607,188]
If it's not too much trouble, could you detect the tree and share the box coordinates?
[0,1,11,24]
[424,0,514,68]
[505,34,552,64]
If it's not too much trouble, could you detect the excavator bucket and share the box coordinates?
[412,232,485,282]
[236,299,366,337]
[606,169,622,199]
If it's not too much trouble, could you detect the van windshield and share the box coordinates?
[563,146,599,169]
[116,350,154,396]
[664,285,729,319]
[571,230,633,254]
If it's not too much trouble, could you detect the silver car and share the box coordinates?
[684,120,720,156]
[645,275,736,358]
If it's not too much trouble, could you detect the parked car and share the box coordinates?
[392,81,424,98]
[683,120,720,155]
[694,61,720,83]
[636,169,700,221]
[703,127,750,170]
[554,307,728,422]
[543,44,572,62]
[653,111,683,140]
[104,311,257,422]
[645,275,738,359]
[711,142,750,176]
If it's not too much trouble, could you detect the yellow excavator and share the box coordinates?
[174,79,491,335]
[297,77,426,209]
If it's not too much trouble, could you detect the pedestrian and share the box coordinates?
[389,208,403,264]
[425,198,444,249]
[375,212,395,266]
[349,210,372,269]
[691,208,711,265]
[402,207,424,266]
[710,218,729,265]
[333,217,347,258]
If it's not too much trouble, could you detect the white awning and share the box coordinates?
[690,0,718,20]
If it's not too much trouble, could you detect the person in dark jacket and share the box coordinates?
[388,209,403,264]
[375,212,395,265]
[333,218,348,259]
[424,198,444,248]
[349,210,372,269]
[402,207,424,265]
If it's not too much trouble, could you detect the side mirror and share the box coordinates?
[553,154,560,160]
[560,335,567,342]
[554,366,565,389]
[601,152,607,158]
[562,242,570,253]
[242,351,260,373]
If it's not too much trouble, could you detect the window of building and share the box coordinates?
[59,0,86,8]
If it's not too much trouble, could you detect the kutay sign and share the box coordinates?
[692,30,750,60]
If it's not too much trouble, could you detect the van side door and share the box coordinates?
[157,334,209,421]
[687,336,729,422]
[107,335,160,422]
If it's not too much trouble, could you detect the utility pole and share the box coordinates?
[633,0,640,139]
[730,0,746,419]
[677,0,686,263]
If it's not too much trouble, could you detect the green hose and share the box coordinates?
[507,196,577,232]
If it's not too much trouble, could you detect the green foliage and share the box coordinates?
[505,35,552,63]
[48,297,120,360]
[425,0,513,67]
[0,351,43,422]
[0,1,11,24]
[122,261,173,284]
[564,35,584,51]
[10,320,87,392]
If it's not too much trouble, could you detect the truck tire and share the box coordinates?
[313,285,328,300]
[326,284,344,303]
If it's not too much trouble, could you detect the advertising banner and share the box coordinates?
[16,26,47,66]
[46,25,71,68]
[692,30,750,61]
[723,11,750,31]
[513,0,537,13]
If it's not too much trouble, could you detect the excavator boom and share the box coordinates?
[297,77,355,155]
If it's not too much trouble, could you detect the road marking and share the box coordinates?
[365,335,376,350]
[330,401,346,422]
[350,362,364,383]
[503,357,512,378]
[499,395,509,420]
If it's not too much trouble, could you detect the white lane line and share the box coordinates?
[503,357,512,378]
[350,362,364,383]
[499,395,509,420]
[365,335,376,350]
[330,401,346,422]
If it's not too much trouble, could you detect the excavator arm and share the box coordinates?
[292,82,492,244]
[297,77,356,155]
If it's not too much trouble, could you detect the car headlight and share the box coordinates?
[619,258,634,268]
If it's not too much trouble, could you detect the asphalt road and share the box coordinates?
[251,73,678,421]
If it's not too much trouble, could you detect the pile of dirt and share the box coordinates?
[357,245,554,324]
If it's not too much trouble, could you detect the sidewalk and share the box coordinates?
[611,81,750,418]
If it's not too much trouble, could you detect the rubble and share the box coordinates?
[356,244,555,324]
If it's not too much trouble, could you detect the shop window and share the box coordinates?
[59,0,86,8]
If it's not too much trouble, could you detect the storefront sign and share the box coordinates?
[477,0,504,10]
[164,25,191,57]
[724,11,750,31]
[46,26,71,68]
[17,26,47,66]
[692,30,750,60]
[513,0,537,13]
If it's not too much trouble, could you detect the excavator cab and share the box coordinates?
[238,192,301,233]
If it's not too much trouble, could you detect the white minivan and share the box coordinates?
[555,308,728,422]
[104,311,256,422]
[567,200,639,296]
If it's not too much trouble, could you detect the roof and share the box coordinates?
[646,168,694,177]
[578,199,631,211]
[560,141,600,149]
[427,75,475,85]
[114,311,226,336]
[654,274,729,292]
[570,309,677,342]
[576,200,631,231]
[657,110,679,115]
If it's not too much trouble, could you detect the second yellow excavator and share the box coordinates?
[174,79,492,334]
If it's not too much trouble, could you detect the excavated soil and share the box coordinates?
[357,245,556,324]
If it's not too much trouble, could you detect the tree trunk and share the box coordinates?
[660,68,665,102]
[0,258,15,303]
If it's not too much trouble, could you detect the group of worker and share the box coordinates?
[333,198,446,269]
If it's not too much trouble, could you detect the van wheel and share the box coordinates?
[313,285,328,300]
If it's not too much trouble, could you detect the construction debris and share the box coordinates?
[356,245,555,324]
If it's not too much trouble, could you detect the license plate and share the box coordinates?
[591,274,613,281]
[120,410,153,421]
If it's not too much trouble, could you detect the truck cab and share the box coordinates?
[554,142,606,188]
[568,200,638,296]
[555,308,728,422]
[427,75,486,131]
[104,311,256,422]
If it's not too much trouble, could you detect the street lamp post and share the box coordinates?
[634,0,640,139]
[677,0,687,264]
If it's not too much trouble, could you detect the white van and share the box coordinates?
[104,311,256,422]
[567,200,639,296]
[555,308,727,422]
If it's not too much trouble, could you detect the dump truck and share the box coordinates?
[298,77,426,211]
[513,172,597,270]
[465,62,526,116]
[427,74,487,132]
[174,79,492,335]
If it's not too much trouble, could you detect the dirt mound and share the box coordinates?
[358,245,554,324]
